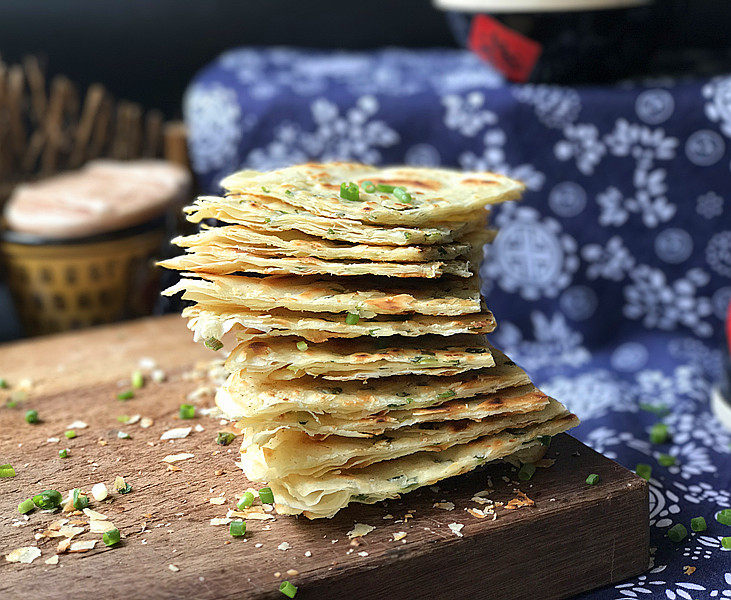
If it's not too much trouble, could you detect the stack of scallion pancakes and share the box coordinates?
[161,163,579,519]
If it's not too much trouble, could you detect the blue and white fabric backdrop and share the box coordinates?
[185,48,731,598]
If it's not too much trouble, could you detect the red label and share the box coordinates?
[468,14,542,83]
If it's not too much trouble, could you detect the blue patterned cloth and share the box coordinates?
[185,48,731,598]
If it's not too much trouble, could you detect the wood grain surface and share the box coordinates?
[0,316,650,600]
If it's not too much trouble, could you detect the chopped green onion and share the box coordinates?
[639,402,669,416]
[32,490,62,510]
[25,409,39,424]
[716,509,731,526]
[259,487,274,504]
[284,189,294,197]
[722,537,731,549]
[103,528,121,546]
[216,431,236,446]
[131,371,144,389]
[649,423,669,444]
[537,435,552,447]
[436,390,456,401]
[339,182,361,202]
[64,429,77,439]
[296,341,308,351]
[205,337,223,351]
[59,448,70,459]
[117,415,130,423]
[690,517,706,532]
[658,453,676,467]
[345,312,360,325]
[327,228,335,235]
[179,404,196,419]
[635,463,652,480]
[18,498,35,514]
[6,399,17,408]
[361,180,376,193]
[375,183,395,193]
[0,377,8,388]
[393,186,413,204]
[0,463,16,477]
[517,463,536,481]
[229,520,246,537]
[585,474,600,485]
[72,488,89,510]
[117,389,134,401]
[667,523,687,542]
[279,581,298,598]
[261,186,270,193]
[237,491,255,510]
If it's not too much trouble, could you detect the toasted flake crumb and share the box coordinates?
[69,540,97,553]
[358,551,369,557]
[140,417,154,428]
[210,517,231,526]
[168,564,180,572]
[89,520,116,534]
[209,497,226,505]
[194,424,204,432]
[347,523,375,539]
[67,420,88,429]
[255,543,263,548]
[448,523,464,537]
[277,542,290,551]
[434,501,455,511]
[466,508,486,519]
[83,508,108,520]
[162,453,194,463]
[286,569,299,576]
[56,539,71,553]
[392,532,407,541]
[304,551,312,557]
[47,437,60,443]
[45,555,59,565]
[161,427,192,440]
[683,566,696,576]
[274,572,281,578]
[5,546,41,564]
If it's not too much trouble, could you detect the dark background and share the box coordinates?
[0,1,729,117]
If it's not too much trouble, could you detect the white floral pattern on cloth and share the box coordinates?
[186,49,731,598]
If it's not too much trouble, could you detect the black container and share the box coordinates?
[441,1,660,83]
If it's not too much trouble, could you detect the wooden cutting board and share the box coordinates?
[0,316,649,600]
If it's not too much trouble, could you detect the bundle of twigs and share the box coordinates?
[0,55,187,201]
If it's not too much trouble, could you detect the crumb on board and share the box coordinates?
[168,564,180,572]
[448,523,464,537]
[5,546,41,564]
[433,501,455,511]
[161,453,194,463]
[347,523,375,539]
[278,542,291,551]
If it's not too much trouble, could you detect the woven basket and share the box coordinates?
[1,225,165,336]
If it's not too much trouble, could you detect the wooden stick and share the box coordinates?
[163,121,189,168]
[22,55,46,126]
[40,75,73,174]
[143,109,163,158]
[6,65,27,162]
[88,93,113,160]
[69,83,105,168]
